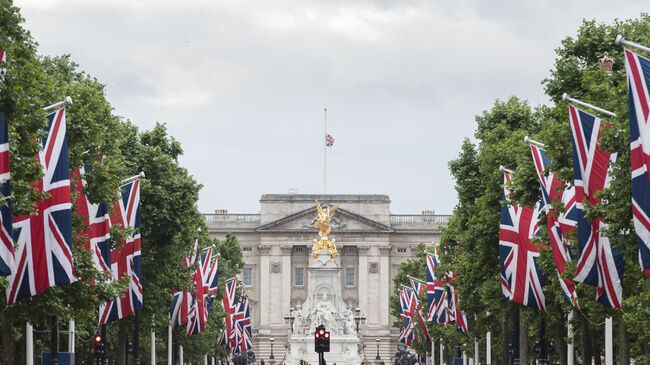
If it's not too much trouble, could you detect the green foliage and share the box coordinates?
[0,1,246,363]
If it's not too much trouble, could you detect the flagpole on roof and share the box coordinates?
[324,107,327,194]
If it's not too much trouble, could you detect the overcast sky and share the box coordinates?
[14,0,646,215]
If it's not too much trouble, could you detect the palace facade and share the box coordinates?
[204,194,449,361]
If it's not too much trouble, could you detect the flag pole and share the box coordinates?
[561,93,617,118]
[615,35,650,54]
[42,96,73,112]
[324,107,327,194]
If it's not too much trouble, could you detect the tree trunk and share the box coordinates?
[618,317,629,365]
[1,313,14,365]
[581,313,592,365]
[554,313,567,365]
[519,308,527,365]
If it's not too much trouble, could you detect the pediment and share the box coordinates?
[256,206,393,233]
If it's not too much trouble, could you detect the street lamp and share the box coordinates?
[269,337,275,365]
[284,307,296,333]
[354,307,366,333]
[375,338,381,361]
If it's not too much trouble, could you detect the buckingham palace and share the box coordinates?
[204,194,449,361]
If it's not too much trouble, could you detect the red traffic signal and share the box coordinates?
[93,335,102,344]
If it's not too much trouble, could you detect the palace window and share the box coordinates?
[294,267,305,287]
[243,267,253,287]
[397,248,407,253]
[242,246,253,252]
[345,267,355,287]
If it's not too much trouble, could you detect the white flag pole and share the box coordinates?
[616,35,650,54]
[26,322,34,365]
[323,107,327,194]
[561,93,617,118]
[43,96,73,112]
[605,317,613,365]
[431,338,435,365]
[179,345,184,365]
[567,311,574,365]
[486,331,491,365]
[523,136,546,149]
[120,171,145,186]
[474,340,479,365]
[440,342,444,365]
[68,319,75,353]
[151,327,156,365]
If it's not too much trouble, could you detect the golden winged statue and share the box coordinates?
[311,201,339,260]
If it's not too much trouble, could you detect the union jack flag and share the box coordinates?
[568,104,624,309]
[325,134,335,147]
[444,272,468,333]
[624,48,650,277]
[7,108,76,304]
[234,297,253,352]
[499,170,546,311]
[72,165,112,282]
[223,277,238,349]
[201,249,219,295]
[187,251,210,336]
[404,282,429,339]
[99,179,142,324]
[425,251,447,324]
[0,113,13,277]
[398,324,415,346]
[529,144,579,307]
[170,290,192,329]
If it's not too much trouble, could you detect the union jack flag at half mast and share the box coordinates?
[624,48,650,277]
[325,134,335,147]
[404,281,430,339]
[234,296,253,353]
[499,169,546,311]
[7,108,77,304]
[528,141,579,307]
[72,165,112,281]
[444,272,468,333]
[99,177,143,324]
[0,113,14,277]
[568,104,624,309]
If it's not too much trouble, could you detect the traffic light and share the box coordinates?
[314,325,331,353]
[93,334,104,365]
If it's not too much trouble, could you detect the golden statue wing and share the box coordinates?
[329,204,339,216]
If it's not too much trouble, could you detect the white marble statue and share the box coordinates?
[309,294,339,334]
[344,308,356,335]
[292,305,306,334]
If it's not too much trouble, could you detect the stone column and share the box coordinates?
[358,246,369,317]
[259,246,272,333]
[281,246,293,330]
[379,246,391,328]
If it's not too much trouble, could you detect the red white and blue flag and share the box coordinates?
[529,144,579,307]
[425,251,447,324]
[499,170,546,311]
[325,134,335,147]
[444,272,468,333]
[0,113,14,277]
[223,277,239,350]
[568,104,624,309]
[187,250,210,336]
[405,281,430,339]
[234,296,253,352]
[72,165,112,282]
[7,108,76,304]
[201,249,219,296]
[170,290,192,329]
[183,239,199,268]
[99,178,142,324]
[624,48,650,277]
